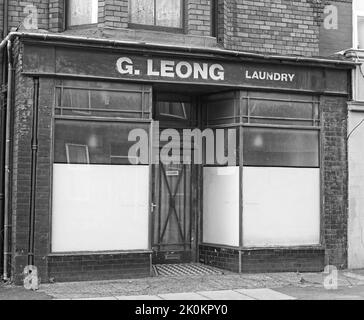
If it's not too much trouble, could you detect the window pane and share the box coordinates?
[56,81,150,118]
[358,16,364,49]
[130,0,154,25]
[55,120,149,165]
[243,127,319,167]
[157,101,190,120]
[67,0,98,26]
[156,0,182,28]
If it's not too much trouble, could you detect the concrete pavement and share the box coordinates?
[2,268,364,300]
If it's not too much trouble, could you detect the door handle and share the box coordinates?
[151,203,157,212]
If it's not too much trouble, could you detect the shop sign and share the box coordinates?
[22,44,349,93]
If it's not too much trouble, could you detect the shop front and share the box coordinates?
[2,34,353,282]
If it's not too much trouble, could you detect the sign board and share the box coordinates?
[22,44,349,94]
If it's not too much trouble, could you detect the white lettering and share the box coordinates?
[176,61,193,79]
[209,64,225,81]
[160,60,175,78]
[194,63,209,80]
[147,59,160,76]
[116,57,134,75]
[288,73,295,82]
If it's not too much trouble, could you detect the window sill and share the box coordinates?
[101,26,218,49]
[48,250,153,256]
[66,23,98,31]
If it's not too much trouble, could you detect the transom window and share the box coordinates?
[55,80,152,119]
[130,0,183,30]
[66,0,98,28]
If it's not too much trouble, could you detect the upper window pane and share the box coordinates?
[130,0,182,29]
[358,16,364,49]
[67,0,98,27]
[130,0,154,25]
[156,0,182,28]
[56,80,151,119]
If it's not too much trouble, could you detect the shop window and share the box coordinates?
[66,0,98,28]
[129,0,183,31]
[52,80,152,253]
[243,92,320,168]
[55,120,149,165]
[56,80,151,118]
[243,128,319,167]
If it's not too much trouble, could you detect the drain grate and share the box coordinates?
[153,263,224,277]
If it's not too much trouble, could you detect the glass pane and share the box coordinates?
[55,120,149,165]
[130,0,154,25]
[156,0,182,27]
[206,99,237,124]
[243,127,319,167]
[56,81,149,118]
[67,0,98,26]
[62,89,90,115]
[358,16,364,49]
[157,101,189,120]
[250,100,313,119]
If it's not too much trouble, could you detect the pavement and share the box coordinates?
[1,268,364,300]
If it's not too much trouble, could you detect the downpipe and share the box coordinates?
[28,77,39,266]
[2,40,13,281]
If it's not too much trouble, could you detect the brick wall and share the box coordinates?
[10,38,33,284]
[49,0,64,33]
[322,95,349,268]
[104,0,128,29]
[7,0,49,31]
[1,1,354,57]
[186,0,212,36]
[218,0,323,56]
[320,1,353,56]
[48,253,151,282]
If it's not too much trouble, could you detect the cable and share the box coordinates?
[347,118,364,140]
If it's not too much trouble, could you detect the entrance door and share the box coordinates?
[151,93,197,264]
[152,163,194,264]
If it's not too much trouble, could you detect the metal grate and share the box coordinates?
[153,263,224,277]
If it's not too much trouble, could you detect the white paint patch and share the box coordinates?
[51,164,150,252]
[203,167,240,246]
[348,109,364,268]
[242,167,320,247]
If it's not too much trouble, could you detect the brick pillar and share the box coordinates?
[104,0,129,29]
[186,0,211,36]
[49,0,64,32]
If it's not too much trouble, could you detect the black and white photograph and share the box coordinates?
[0,0,364,308]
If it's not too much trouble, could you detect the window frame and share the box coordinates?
[128,0,185,33]
[65,0,99,30]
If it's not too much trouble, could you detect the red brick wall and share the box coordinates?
[322,95,349,268]
[1,1,353,57]
[186,0,212,36]
[319,0,353,56]
[218,0,323,56]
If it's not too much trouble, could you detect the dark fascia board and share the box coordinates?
[0,31,357,69]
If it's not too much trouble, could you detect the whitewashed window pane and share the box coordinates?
[358,16,364,49]
[130,0,154,25]
[156,0,181,27]
[354,0,364,11]
[67,0,98,26]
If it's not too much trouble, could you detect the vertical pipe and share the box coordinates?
[28,78,39,266]
[3,40,13,281]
